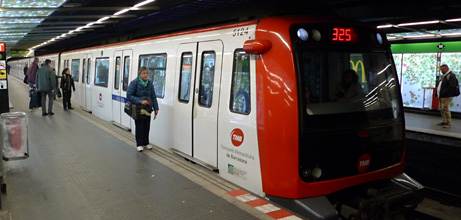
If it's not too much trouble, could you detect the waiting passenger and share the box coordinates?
[334,69,364,102]
[60,68,75,110]
[36,59,56,116]
[127,67,159,152]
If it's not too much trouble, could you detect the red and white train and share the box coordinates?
[9,15,423,219]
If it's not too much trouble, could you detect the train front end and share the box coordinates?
[247,16,423,219]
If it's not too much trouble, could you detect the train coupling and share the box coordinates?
[334,173,424,220]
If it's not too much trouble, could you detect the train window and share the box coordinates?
[86,58,91,85]
[82,59,86,84]
[114,57,121,90]
[230,49,251,114]
[71,59,80,82]
[94,57,109,87]
[178,52,192,102]
[122,56,130,91]
[198,51,216,107]
[298,51,401,127]
[139,53,167,98]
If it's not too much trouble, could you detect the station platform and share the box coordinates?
[1,76,299,220]
[1,76,460,220]
[405,111,461,139]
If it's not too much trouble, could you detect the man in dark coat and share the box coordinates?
[27,58,39,111]
[36,59,56,116]
[60,68,75,110]
[436,64,460,128]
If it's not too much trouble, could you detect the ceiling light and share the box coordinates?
[114,9,129,16]
[403,34,436,39]
[133,0,155,8]
[441,33,461,37]
[397,20,440,27]
[445,18,461,22]
[377,24,393,29]
[96,17,110,23]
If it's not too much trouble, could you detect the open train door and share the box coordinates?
[112,50,132,130]
[193,41,223,170]
[84,54,93,112]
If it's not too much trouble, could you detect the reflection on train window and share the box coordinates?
[139,53,167,98]
[71,59,80,82]
[122,56,130,91]
[82,59,86,84]
[198,51,215,107]
[114,57,121,90]
[86,58,91,85]
[94,57,109,87]
[179,52,192,102]
[299,51,401,123]
[230,49,250,114]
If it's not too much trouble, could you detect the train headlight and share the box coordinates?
[312,167,322,179]
[376,33,383,44]
[297,28,309,41]
[302,169,312,178]
[312,29,321,41]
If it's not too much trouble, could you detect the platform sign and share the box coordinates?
[0,42,8,114]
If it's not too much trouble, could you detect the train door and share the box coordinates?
[193,41,223,168]
[173,43,197,156]
[112,50,132,129]
[85,54,92,112]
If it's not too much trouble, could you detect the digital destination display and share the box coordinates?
[331,27,357,42]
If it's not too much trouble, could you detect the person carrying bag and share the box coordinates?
[126,67,159,152]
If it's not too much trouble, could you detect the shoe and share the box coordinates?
[443,124,451,128]
[63,108,67,111]
[436,122,448,126]
[137,146,143,152]
[68,107,74,110]
[48,112,55,115]
[144,145,152,150]
[29,108,34,112]
[42,113,48,116]
[140,109,151,116]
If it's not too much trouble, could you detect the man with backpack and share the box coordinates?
[437,64,460,128]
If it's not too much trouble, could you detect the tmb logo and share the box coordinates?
[230,128,244,147]
[357,153,371,173]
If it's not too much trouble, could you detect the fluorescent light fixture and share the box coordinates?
[114,9,129,15]
[96,16,110,23]
[403,34,435,38]
[445,18,461,22]
[386,36,397,40]
[133,0,155,8]
[397,20,440,27]
[441,32,461,36]
[377,24,393,29]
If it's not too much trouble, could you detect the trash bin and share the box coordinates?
[432,88,439,110]
[1,112,29,161]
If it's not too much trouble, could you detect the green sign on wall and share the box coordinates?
[391,41,461,53]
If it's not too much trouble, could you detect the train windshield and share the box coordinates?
[299,51,401,129]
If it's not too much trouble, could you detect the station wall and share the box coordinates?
[391,41,461,112]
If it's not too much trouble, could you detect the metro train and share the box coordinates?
[9,15,423,219]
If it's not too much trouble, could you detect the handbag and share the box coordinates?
[124,100,133,117]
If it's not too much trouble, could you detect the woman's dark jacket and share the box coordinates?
[127,78,159,111]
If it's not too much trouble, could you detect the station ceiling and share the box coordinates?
[1,0,461,57]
